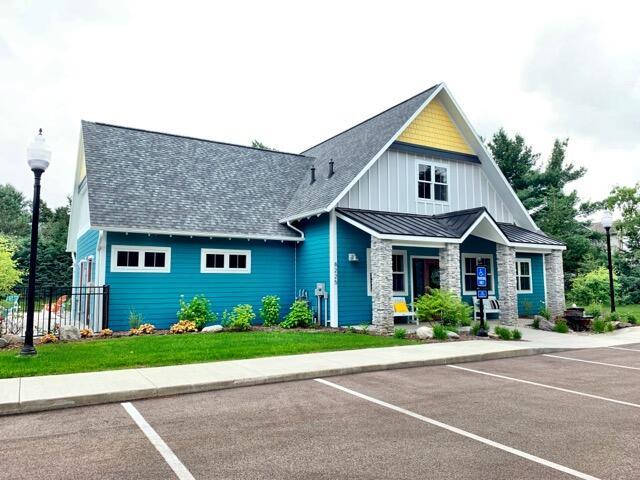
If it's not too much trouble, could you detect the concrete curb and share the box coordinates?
[1,346,566,416]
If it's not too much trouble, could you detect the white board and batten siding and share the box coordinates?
[338,149,516,224]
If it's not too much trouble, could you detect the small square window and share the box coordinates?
[116,250,139,267]
[144,252,166,268]
[434,184,448,201]
[206,254,225,269]
[229,254,247,269]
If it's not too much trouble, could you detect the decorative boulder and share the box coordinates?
[202,324,223,333]
[536,316,555,331]
[0,338,7,349]
[416,326,433,340]
[446,331,460,339]
[1,334,20,345]
[59,325,81,341]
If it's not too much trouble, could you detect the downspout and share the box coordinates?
[287,221,304,298]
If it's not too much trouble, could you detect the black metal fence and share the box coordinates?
[0,286,110,337]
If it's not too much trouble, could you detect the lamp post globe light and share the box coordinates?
[601,210,616,314]
[20,129,51,356]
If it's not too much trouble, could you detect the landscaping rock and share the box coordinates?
[59,325,80,341]
[536,317,555,331]
[446,331,460,339]
[458,326,471,334]
[202,325,223,333]
[416,326,433,340]
[0,338,7,349]
[617,322,633,329]
[488,332,499,339]
[1,334,20,345]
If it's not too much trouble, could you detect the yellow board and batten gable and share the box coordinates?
[396,98,474,155]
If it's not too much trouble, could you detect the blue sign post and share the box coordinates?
[475,261,489,336]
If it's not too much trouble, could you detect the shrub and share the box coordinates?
[99,328,113,337]
[552,320,569,333]
[170,320,197,334]
[470,321,486,336]
[414,289,472,326]
[531,317,540,329]
[259,295,281,327]
[39,333,58,344]
[79,328,93,338]
[359,322,370,334]
[626,314,638,325]
[432,324,448,340]
[177,295,216,330]
[584,304,602,319]
[512,328,522,340]
[221,304,255,331]
[129,309,143,329]
[393,328,407,339]
[606,312,621,322]
[138,323,155,335]
[538,306,551,321]
[591,318,606,333]
[570,267,619,306]
[605,321,616,332]
[494,326,513,340]
[281,300,313,329]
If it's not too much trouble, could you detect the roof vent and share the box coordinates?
[328,159,335,178]
[310,166,316,184]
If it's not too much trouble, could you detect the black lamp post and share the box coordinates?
[601,210,616,313]
[20,129,51,356]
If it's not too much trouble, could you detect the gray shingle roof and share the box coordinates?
[337,207,564,246]
[281,84,441,219]
[82,121,313,239]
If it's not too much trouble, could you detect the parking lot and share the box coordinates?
[2,344,640,480]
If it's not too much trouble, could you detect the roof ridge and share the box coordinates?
[83,121,313,159]
[300,83,441,155]
[433,206,486,219]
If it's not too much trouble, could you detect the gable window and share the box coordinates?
[201,249,251,273]
[366,249,408,296]
[461,254,494,295]
[111,246,171,273]
[515,258,532,293]
[417,161,448,202]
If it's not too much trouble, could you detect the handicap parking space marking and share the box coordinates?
[544,354,640,371]
[608,346,640,353]
[315,378,601,480]
[447,364,640,409]
[122,402,196,480]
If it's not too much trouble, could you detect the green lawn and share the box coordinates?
[0,331,418,379]
[613,304,640,318]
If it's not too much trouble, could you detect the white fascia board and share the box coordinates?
[92,225,303,243]
[459,212,511,245]
[66,131,85,253]
[335,213,382,238]
[511,242,566,251]
[279,208,328,224]
[326,84,445,212]
[438,84,538,231]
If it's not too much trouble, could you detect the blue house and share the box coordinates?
[67,83,566,332]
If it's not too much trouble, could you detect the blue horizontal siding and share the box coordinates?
[76,229,99,283]
[295,215,330,321]
[337,219,371,325]
[516,252,546,316]
[105,233,295,331]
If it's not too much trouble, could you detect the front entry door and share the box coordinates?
[412,258,440,300]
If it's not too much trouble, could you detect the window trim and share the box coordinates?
[515,258,533,294]
[366,249,408,296]
[461,253,495,296]
[200,248,251,274]
[416,160,450,204]
[110,245,171,273]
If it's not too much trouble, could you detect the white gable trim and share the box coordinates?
[66,131,89,253]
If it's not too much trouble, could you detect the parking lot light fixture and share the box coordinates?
[601,210,616,313]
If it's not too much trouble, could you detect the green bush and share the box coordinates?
[359,322,370,333]
[128,308,143,330]
[584,304,602,319]
[570,267,619,306]
[432,323,448,340]
[494,326,513,340]
[591,318,606,333]
[222,304,254,331]
[393,328,407,339]
[552,320,569,333]
[606,312,621,322]
[605,321,616,332]
[414,289,472,326]
[538,306,551,321]
[531,317,540,329]
[470,321,487,336]
[259,295,281,327]
[512,329,522,340]
[281,300,313,329]
[626,314,638,325]
[177,295,216,330]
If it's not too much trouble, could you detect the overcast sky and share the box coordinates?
[1,0,638,210]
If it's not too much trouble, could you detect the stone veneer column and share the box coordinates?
[370,236,394,334]
[438,243,461,297]
[544,250,566,319]
[496,244,518,325]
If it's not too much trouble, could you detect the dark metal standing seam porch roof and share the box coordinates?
[336,207,565,246]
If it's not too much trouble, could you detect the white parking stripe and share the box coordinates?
[315,378,600,480]
[544,354,640,370]
[122,402,196,480]
[608,346,640,353]
[448,365,640,409]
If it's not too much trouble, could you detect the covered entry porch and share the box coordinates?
[336,207,566,333]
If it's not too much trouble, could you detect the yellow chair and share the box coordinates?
[393,297,418,325]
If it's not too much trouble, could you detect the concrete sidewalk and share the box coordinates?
[2,326,640,416]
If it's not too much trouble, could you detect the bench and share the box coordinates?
[473,296,500,321]
[393,297,418,325]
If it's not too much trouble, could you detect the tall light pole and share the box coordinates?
[20,129,51,356]
[601,210,616,313]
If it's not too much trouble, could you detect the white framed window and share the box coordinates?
[201,249,251,273]
[366,249,408,296]
[110,245,171,273]
[461,253,494,295]
[515,258,533,293]
[417,161,449,203]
